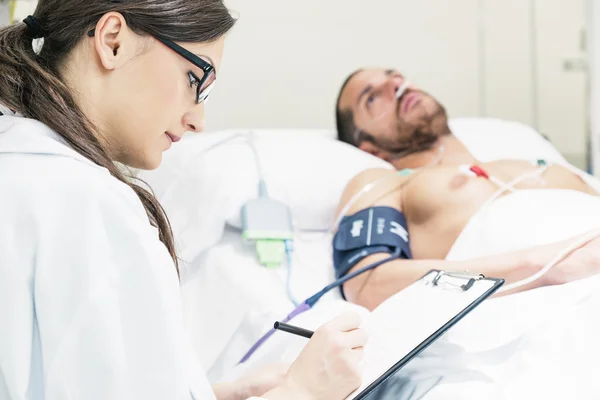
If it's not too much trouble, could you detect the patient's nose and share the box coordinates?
[382,76,405,99]
[392,76,408,95]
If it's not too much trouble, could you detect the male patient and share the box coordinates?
[333,68,600,310]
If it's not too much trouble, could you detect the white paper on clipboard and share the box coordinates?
[346,270,504,400]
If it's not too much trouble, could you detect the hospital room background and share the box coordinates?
[3,0,600,171]
[3,0,600,398]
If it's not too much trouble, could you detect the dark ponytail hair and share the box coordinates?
[0,1,236,274]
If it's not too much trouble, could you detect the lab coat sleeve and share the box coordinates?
[30,180,207,400]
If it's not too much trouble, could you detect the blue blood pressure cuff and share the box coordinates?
[332,206,412,279]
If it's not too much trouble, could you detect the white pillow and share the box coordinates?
[138,129,393,262]
[450,117,567,163]
[139,118,567,263]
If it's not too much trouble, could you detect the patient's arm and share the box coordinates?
[345,234,600,310]
[343,249,542,311]
[337,168,600,310]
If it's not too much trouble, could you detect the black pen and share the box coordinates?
[274,321,314,339]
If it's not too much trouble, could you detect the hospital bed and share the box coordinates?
[138,118,600,399]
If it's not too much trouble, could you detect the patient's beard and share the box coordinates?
[384,108,450,159]
[375,127,442,161]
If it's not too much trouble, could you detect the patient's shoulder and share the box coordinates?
[337,168,402,216]
[343,168,396,194]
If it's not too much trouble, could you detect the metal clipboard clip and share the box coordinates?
[428,271,486,291]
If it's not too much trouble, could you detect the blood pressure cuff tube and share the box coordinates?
[332,206,412,279]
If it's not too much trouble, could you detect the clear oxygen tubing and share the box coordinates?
[330,143,445,235]
[469,162,600,293]
[450,162,600,293]
[497,228,600,294]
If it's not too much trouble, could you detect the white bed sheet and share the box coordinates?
[174,120,600,398]
[178,225,361,381]
[414,187,600,399]
[183,188,600,400]
[226,274,600,400]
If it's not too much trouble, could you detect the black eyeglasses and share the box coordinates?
[87,29,216,104]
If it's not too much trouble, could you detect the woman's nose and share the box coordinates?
[182,108,205,133]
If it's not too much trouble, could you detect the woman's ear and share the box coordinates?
[91,12,132,70]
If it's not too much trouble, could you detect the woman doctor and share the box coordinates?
[0,1,367,399]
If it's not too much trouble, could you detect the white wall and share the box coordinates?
[0,1,11,26]
[481,0,535,125]
[589,0,600,174]
[6,0,37,24]
[207,0,589,169]
[535,0,587,168]
[4,0,591,169]
[207,0,481,131]
[479,0,588,168]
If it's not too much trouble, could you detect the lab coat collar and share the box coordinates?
[0,114,99,169]
[0,103,21,117]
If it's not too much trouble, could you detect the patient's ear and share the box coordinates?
[359,141,387,161]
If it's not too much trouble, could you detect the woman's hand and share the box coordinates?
[235,363,290,399]
[263,311,368,400]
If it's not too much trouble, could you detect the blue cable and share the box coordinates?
[284,239,299,306]
[305,247,401,307]
[238,247,402,363]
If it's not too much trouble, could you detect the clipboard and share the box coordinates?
[348,269,504,400]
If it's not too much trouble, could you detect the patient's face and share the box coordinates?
[339,69,448,157]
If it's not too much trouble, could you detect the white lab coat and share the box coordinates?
[0,115,264,400]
